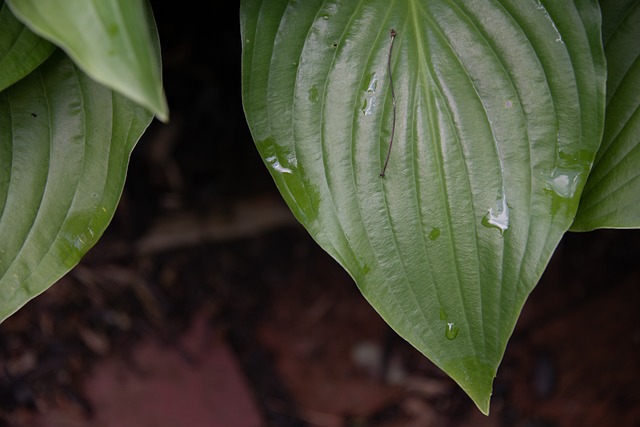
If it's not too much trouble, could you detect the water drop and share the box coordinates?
[362,97,377,116]
[308,85,319,103]
[360,263,371,276]
[322,14,329,20]
[286,152,298,168]
[546,168,582,199]
[366,74,378,93]
[505,100,513,108]
[445,322,459,340]
[73,235,85,250]
[428,227,441,241]
[266,155,293,174]
[482,192,509,234]
[362,74,379,116]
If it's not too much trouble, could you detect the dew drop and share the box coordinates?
[360,263,371,276]
[362,74,379,116]
[481,192,509,234]
[286,152,298,168]
[546,168,582,199]
[445,322,459,340]
[308,85,319,103]
[362,97,377,116]
[505,100,513,108]
[428,227,441,241]
[366,74,378,93]
[322,14,329,20]
[266,155,293,174]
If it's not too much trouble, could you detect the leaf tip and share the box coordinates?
[463,376,493,416]
[443,356,496,415]
[154,97,170,123]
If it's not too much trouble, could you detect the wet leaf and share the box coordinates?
[573,0,640,230]
[6,0,168,121]
[0,0,54,92]
[0,52,152,322]
[241,0,605,413]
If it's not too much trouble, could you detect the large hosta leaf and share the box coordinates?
[0,0,55,92]
[6,0,168,121]
[242,0,605,412]
[0,52,152,322]
[573,0,640,230]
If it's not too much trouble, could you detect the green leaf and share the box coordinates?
[241,0,605,413]
[572,0,640,231]
[0,0,55,92]
[6,0,168,121]
[0,51,152,323]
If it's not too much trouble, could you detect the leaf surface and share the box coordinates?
[573,0,640,230]
[242,0,606,412]
[6,0,168,121]
[0,0,54,92]
[0,52,152,323]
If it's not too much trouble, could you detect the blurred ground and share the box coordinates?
[1,1,639,426]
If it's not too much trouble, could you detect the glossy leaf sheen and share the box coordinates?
[0,0,55,92]
[6,0,168,121]
[573,0,640,230]
[0,52,152,323]
[242,0,605,413]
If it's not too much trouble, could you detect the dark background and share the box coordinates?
[1,2,639,426]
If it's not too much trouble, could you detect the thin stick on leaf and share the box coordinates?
[380,29,397,178]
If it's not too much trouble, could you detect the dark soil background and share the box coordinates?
[1,2,639,426]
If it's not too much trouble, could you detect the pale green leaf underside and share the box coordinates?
[6,0,168,121]
[0,0,55,92]
[242,0,605,413]
[572,0,640,230]
[0,52,152,323]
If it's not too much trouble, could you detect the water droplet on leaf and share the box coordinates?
[308,86,319,103]
[481,192,509,234]
[546,168,582,199]
[266,156,293,174]
[445,322,459,340]
[428,227,441,241]
[362,74,379,116]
